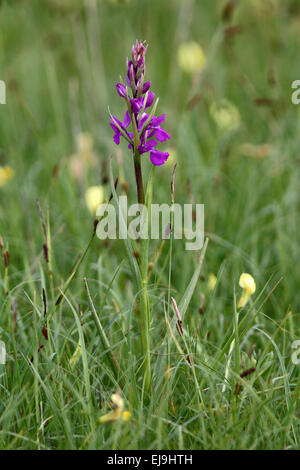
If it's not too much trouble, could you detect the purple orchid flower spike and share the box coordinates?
[110,40,171,170]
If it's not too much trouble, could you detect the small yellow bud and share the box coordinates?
[85,186,104,214]
[177,42,206,74]
[239,273,256,296]
[121,411,131,422]
[238,273,256,308]
[210,99,240,131]
[208,273,217,291]
[99,392,130,424]
[0,166,14,187]
[111,393,124,410]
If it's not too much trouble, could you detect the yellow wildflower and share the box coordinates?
[0,166,14,187]
[208,273,217,291]
[210,99,240,131]
[85,185,104,214]
[99,393,131,424]
[238,273,256,308]
[177,42,206,74]
[122,411,131,422]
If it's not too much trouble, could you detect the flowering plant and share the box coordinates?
[109,41,172,392]
[110,40,170,204]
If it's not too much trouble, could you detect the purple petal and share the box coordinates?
[111,115,124,129]
[110,122,118,133]
[110,114,129,146]
[138,113,149,130]
[130,100,139,114]
[138,139,157,154]
[153,127,171,142]
[130,97,144,114]
[109,123,121,145]
[149,113,166,128]
[127,61,135,87]
[145,91,154,109]
[147,130,155,139]
[137,56,144,69]
[116,83,126,98]
[139,131,146,146]
[142,81,151,94]
[114,134,121,145]
[150,149,169,166]
[123,110,131,127]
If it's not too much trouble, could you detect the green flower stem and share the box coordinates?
[139,166,154,394]
[132,112,144,205]
[132,111,153,393]
[134,156,145,205]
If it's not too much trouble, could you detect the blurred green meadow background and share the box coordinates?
[0,0,300,450]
